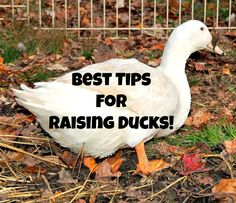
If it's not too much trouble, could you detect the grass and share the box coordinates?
[0,23,66,63]
[166,123,236,147]
[20,66,59,82]
[148,50,163,60]
[82,50,93,60]
[228,50,236,59]
[188,75,201,86]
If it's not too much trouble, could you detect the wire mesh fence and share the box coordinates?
[0,0,236,37]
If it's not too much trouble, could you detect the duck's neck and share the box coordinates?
[159,39,192,74]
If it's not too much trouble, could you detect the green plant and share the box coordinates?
[21,67,58,82]
[167,123,236,147]
[82,50,93,60]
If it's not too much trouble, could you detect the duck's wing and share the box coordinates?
[13,59,180,157]
[55,58,179,116]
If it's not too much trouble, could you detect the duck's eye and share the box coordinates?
[200,27,204,31]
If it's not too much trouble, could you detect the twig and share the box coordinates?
[41,175,53,196]
[0,150,18,179]
[49,164,95,202]
[0,142,67,167]
[0,121,21,127]
[69,164,96,203]
[0,134,51,141]
[140,176,187,202]
[204,154,233,178]
[109,177,120,203]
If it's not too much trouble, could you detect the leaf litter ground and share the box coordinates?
[0,32,236,202]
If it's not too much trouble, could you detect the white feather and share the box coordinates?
[13,20,213,158]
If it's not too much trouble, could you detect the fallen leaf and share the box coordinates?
[0,57,3,65]
[93,48,117,63]
[95,159,121,180]
[222,68,231,76]
[148,58,161,67]
[212,179,236,203]
[191,86,200,95]
[185,110,211,127]
[46,63,69,71]
[181,154,208,175]
[126,186,143,199]
[224,139,236,155]
[0,114,33,127]
[154,141,186,156]
[104,37,113,46]
[6,152,25,161]
[192,62,206,71]
[194,174,214,186]
[219,107,233,122]
[41,189,53,198]
[57,169,78,184]
[149,44,165,51]
[28,55,36,60]
[225,31,236,38]
[112,40,130,51]
[22,155,42,167]
[61,150,78,167]
[89,188,99,203]
[24,166,47,174]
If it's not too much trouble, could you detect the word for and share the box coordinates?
[96,94,127,107]
[72,72,151,86]
[49,116,174,129]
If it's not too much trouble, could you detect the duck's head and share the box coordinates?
[166,20,224,55]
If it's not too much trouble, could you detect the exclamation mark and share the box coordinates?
[169,116,174,129]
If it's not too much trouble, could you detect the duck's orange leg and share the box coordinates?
[106,150,123,173]
[135,141,171,175]
[83,151,123,173]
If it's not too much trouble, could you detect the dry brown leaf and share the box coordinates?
[46,63,69,71]
[89,188,99,203]
[148,58,161,67]
[95,159,121,180]
[192,62,206,71]
[81,16,90,26]
[24,166,47,174]
[104,37,113,46]
[0,57,3,65]
[185,110,211,127]
[212,179,236,203]
[222,68,231,76]
[22,155,42,167]
[194,174,214,186]
[149,43,165,51]
[224,139,236,155]
[6,151,25,161]
[93,49,117,63]
[76,199,86,203]
[61,150,78,167]
[57,169,78,184]
[225,31,236,38]
[154,141,187,156]
[219,107,233,122]
[0,114,34,126]
[191,86,200,95]
[112,40,130,51]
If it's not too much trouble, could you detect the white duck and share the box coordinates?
[13,20,222,175]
